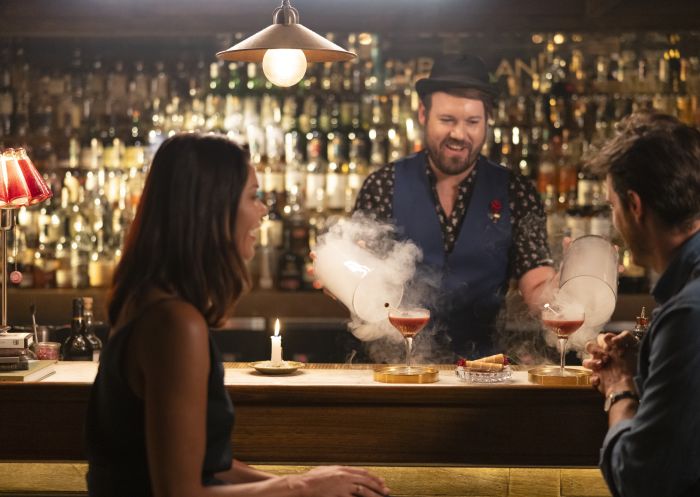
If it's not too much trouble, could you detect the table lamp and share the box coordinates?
[0,148,52,335]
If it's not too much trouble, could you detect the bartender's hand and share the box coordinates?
[583,330,638,396]
[307,251,332,293]
[289,465,390,497]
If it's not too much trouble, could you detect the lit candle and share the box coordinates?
[270,318,283,366]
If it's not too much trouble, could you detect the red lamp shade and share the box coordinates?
[0,148,52,207]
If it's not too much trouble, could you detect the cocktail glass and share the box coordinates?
[388,307,430,374]
[542,304,585,376]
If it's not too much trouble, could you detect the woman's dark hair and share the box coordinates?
[588,111,700,231]
[108,133,251,326]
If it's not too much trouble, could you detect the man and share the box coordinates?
[583,112,700,497]
[354,54,555,358]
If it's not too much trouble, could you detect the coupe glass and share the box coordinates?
[387,307,430,374]
[542,304,585,376]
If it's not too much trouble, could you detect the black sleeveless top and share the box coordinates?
[84,300,235,497]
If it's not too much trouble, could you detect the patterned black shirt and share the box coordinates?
[353,154,553,280]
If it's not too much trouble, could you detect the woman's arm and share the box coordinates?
[130,301,389,497]
[216,460,276,484]
[133,301,215,497]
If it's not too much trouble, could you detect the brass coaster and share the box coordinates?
[528,366,592,386]
[373,366,439,384]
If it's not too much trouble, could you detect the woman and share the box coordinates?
[85,134,390,497]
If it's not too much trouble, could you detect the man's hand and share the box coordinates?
[583,330,638,396]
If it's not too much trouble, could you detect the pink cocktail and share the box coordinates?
[542,305,585,376]
[388,307,430,373]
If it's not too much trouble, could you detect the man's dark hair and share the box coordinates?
[421,87,494,119]
[588,111,700,231]
[108,133,251,326]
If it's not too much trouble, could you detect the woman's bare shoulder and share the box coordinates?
[127,297,211,366]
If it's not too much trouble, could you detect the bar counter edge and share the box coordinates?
[0,364,608,468]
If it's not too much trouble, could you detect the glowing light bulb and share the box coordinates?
[262,49,307,87]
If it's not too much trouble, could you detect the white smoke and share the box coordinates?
[542,285,603,361]
[315,213,423,351]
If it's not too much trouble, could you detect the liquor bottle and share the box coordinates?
[276,228,304,291]
[387,94,407,163]
[325,96,349,212]
[101,114,122,170]
[346,100,369,210]
[283,97,306,196]
[257,225,275,290]
[632,306,649,341]
[205,61,226,132]
[0,60,13,139]
[123,108,146,170]
[536,141,557,214]
[263,190,284,250]
[557,134,580,211]
[62,298,94,361]
[368,95,388,168]
[619,248,648,294]
[82,297,102,362]
[304,96,327,212]
[261,95,286,204]
[88,230,115,288]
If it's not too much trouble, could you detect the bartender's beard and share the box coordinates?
[425,135,485,176]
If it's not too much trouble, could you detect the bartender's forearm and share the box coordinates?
[518,266,557,312]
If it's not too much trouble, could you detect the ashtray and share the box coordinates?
[249,360,304,375]
[455,365,512,383]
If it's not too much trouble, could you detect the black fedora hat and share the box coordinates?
[415,53,497,99]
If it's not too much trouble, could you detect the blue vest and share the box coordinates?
[393,152,511,358]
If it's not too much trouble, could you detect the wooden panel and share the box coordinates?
[561,469,613,497]
[0,463,612,497]
[0,379,607,465]
[509,468,560,497]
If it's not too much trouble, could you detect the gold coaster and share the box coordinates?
[528,366,592,386]
[249,361,304,375]
[373,366,439,384]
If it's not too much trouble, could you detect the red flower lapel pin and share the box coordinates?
[489,199,502,223]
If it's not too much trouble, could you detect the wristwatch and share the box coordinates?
[604,390,639,412]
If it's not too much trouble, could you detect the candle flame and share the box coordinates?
[274,318,280,337]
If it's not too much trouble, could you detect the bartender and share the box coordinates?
[354,53,555,358]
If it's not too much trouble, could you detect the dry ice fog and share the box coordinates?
[314,213,608,365]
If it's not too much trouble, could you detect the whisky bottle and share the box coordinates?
[62,298,94,361]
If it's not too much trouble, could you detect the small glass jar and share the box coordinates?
[36,342,61,360]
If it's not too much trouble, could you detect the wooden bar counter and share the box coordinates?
[1,362,607,466]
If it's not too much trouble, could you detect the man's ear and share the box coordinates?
[418,101,427,126]
[626,190,643,223]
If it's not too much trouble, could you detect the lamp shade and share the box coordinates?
[217,23,355,63]
[0,148,52,207]
[216,0,355,64]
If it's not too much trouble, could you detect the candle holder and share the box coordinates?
[249,360,304,375]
